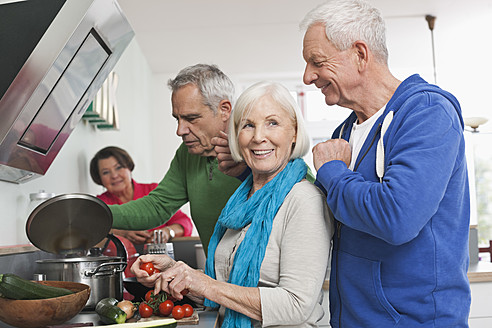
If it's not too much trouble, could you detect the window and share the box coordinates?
[468,132,492,246]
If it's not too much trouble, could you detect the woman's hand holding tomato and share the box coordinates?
[131,254,174,289]
[132,255,206,303]
[140,262,157,276]
[154,261,210,301]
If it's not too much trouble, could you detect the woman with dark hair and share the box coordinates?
[90,146,193,245]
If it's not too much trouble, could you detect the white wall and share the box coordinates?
[147,74,182,180]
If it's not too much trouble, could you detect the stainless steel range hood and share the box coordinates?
[0,0,134,183]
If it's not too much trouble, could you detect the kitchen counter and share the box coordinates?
[468,260,492,282]
[0,310,218,328]
[0,244,38,256]
[67,310,218,328]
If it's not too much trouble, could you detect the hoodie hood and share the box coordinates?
[386,74,463,129]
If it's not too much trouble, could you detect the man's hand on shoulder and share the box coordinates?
[212,131,248,177]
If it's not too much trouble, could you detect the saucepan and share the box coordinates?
[26,193,127,310]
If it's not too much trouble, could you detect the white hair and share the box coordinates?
[300,0,388,64]
[229,81,310,163]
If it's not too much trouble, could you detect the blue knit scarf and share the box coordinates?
[204,158,307,327]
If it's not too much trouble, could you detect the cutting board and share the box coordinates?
[95,318,177,328]
[135,311,199,325]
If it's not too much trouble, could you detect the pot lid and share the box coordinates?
[26,193,112,255]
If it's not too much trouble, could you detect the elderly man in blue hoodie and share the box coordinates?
[300,0,471,327]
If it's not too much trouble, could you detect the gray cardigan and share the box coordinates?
[214,180,334,327]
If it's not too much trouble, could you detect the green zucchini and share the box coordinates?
[96,297,127,324]
[0,273,73,300]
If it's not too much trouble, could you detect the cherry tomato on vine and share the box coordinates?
[145,290,154,302]
[139,302,153,318]
[140,262,156,275]
[182,304,193,318]
[172,305,184,320]
[158,300,174,316]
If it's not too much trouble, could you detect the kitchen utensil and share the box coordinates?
[0,281,90,328]
[33,273,46,281]
[26,193,127,310]
[144,230,175,258]
[26,193,112,255]
[36,244,126,310]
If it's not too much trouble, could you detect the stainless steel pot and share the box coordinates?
[36,253,126,310]
[26,193,128,310]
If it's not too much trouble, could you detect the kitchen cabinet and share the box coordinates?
[469,281,492,327]
[468,262,492,327]
[318,262,492,328]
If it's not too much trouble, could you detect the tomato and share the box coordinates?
[139,302,153,318]
[140,262,156,275]
[182,304,193,318]
[158,300,174,316]
[144,290,154,302]
[172,305,184,320]
[154,268,161,274]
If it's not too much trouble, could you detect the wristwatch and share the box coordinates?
[167,227,175,240]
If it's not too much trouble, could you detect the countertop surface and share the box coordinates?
[67,310,218,328]
[0,310,218,328]
[468,260,492,283]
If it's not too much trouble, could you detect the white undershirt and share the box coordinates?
[348,106,386,171]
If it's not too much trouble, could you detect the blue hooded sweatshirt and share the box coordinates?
[317,75,471,327]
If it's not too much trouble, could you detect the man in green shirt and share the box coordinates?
[110,64,241,252]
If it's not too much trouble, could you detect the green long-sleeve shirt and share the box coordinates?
[110,143,242,252]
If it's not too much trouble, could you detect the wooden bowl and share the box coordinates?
[0,281,90,328]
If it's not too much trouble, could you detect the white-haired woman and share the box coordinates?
[132,81,334,327]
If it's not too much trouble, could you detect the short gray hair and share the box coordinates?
[167,64,235,113]
[229,81,310,163]
[300,0,388,64]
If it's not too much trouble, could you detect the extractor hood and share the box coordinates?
[0,0,134,183]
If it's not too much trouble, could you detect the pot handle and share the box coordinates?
[103,233,128,263]
[84,262,127,277]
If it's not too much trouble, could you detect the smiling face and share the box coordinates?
[302,23,358,108]
[238,95,297,188]
[98,156,133,196]
[172,83,230,157]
